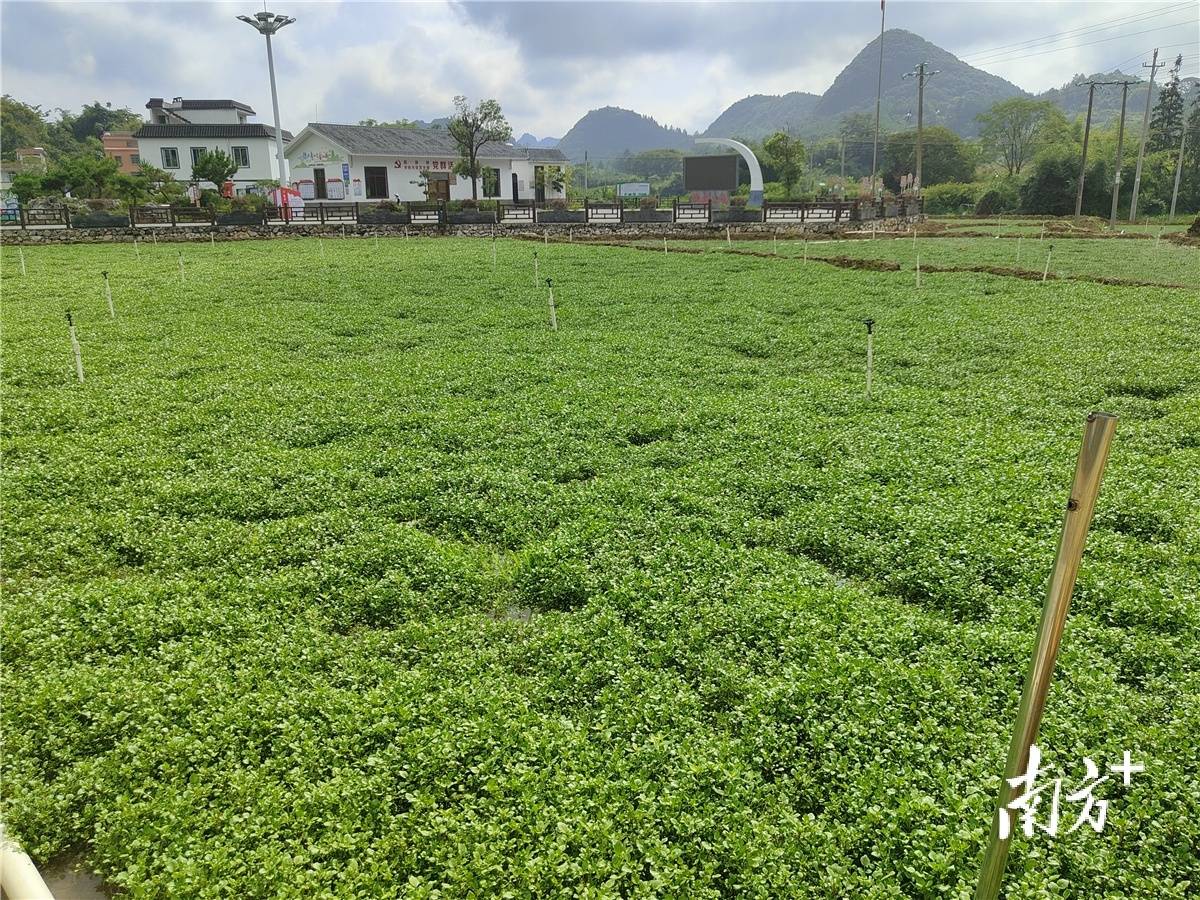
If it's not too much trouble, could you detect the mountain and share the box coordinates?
[515,132,560,149]
[808,29,1026,136]
[702,92,820,141]
[1036,71,1200,127]
[555,106,694,162]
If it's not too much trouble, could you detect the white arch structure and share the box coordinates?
[695,137,764,207]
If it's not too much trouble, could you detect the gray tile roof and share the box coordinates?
[302,123,567,162]
[134,124,294,141]
[147,99,256,114]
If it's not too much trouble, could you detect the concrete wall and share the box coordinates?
[136,136,286,190]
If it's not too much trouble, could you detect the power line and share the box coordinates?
[966,19,1198,68]
[961,2,1194,60]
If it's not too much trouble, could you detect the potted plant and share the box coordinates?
[537,198,585,224]
[216,195,265,226]
[622,196,672,223]
[359,200,409,225]
[448,198,497,224]
[714,196,762,223]
[72,200,130,228]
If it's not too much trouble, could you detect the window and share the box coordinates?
[113,155,123,166]
[161,147,179,169]
[364,166,389,199]
[131,154,140,166]
[232,146,250,168]
[483,167,501,198]
[190,147,207,167]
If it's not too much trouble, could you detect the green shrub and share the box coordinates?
[922,182,982,215]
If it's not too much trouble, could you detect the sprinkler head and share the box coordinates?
[101,270,109,278]
[546,278,552,287]
[863,318,875,333]
[66,311,73,326]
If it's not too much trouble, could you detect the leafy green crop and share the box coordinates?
[2,236,1198,897]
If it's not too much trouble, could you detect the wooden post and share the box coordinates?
[1042,245,1053,282]
[102,271,114,318]
[546,278,558,331]
[863,318,875,400]
[974,412,1117,900]
[67,312,84,383]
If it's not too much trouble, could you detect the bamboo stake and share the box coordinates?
[546,278,558,331]
[177,251,185,282]
[773,232,778,255]
[210,231,215,248]
[102,271,114,318]
[1016,235,1022,266]
[66,312,84,382]
[863,318,875,400]
[533,251,539,286]
[1042,245,1053,282]
[974,412,1117,900]
[319,238,325,258]
[153,231,158,246]
[916,252,921,289]
[1155,226,1162,249]
[492,235,497,271]
[134,239,140,260]
[404,226,409,240]
[341,224,346,239]
[544,229,548,245]
[19,248,26,276]
[803,240,808,264]
[664,236,668,254]
[1039,224,1044,241]
[726,225,732,246]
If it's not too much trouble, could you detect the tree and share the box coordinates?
[534,165,569,196]
[192,150,238,188]
[447,96,512,200]
[976,98,1064,176]
[882,126,975,192]
[837,112,876,177]
[41,154,121,199]
[1150,55,1185,153]
[762,132,806,197]
[66,101,143,143]
[1,95,48,159]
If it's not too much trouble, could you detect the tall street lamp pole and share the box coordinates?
[237,11,295,190]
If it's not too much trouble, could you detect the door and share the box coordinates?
[313,167,327,200]
[427,174,450,202]
[534,166,546,203]
[511,172,519,202]
[364,166,389,199]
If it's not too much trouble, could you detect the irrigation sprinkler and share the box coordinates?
[915,253,921,289]
[153,231,158,246]
[210,232,215,248]
[664,236,668,255]
[66,312,84,383]
[863,318,875,400]
[973,412,1117,900]
[726,226,732,246]
[492,234,497,271]
[102,271,114,318]
[19,248,26,276]
[871,222,877,241]
[134,239,141,261]
[1155,227,1163,249]
[177,251,185,282]
[546,277,558,331]
[404,226,409,240]
[533,251,539,286]
[803,240,808,264]
[373,235,378,252]
[319,238,325,259]
[1039,224,1044,242]
[1016,236,1022,267]
[774,232,778,255]
[341,224,346,239]
[1042,245,1053,283]
[544,230,549,245]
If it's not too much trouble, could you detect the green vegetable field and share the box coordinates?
[2,235,1198,897]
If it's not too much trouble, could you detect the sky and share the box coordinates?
[1,1,1197,139]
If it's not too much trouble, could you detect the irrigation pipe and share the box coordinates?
[1,825,55,900]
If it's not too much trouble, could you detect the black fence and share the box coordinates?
[1,198,923,231]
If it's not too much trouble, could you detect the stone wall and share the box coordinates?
[0,216,921,246]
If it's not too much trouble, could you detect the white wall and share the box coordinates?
[285,131,566,202]
[152,107,248,125]
[136,135,288,190]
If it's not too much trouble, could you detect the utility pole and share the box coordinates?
[904,62,939,194]
[1074,82,1096,220]
[870,0,886,201]
[1168,97,1192,221]
[1129,48,1163,222]
[1109,82,1130,228]
[840,135,846,197]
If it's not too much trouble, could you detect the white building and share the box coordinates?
[134,98,291,192]
[283,123,568,203]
